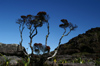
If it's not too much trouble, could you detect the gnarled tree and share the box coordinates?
[17,11,50,55]
[16,15,26,50]
[16,12,77,66]
[47,19,77,59]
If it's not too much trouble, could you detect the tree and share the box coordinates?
[16,11,50,55]
[16,11,77,65]
[16,15,26,49]
[47,19,77,59]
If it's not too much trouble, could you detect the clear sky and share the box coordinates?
[0,0,100,54]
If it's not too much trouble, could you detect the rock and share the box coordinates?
[59,63,94,66]
[0,43,27,57]
[44,60,54,66]
[0,55,23,66]
[9,59,18,66]
[0,43,28,66]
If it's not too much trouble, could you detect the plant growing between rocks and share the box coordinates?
[16,11,51,65]
[0,53,9,66]
[16,11,77,66]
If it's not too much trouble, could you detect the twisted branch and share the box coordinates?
[45,22,50,46]
[19,23,25,50]
[29,27,38,55]
[47,28,71,59]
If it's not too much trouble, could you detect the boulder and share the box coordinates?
[0,55,23,66]
[0,43,27,57]
[0,43,28,66]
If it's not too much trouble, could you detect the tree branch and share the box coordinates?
[47,28,72,59]
[19,23,25,50]
[45,22,50,46]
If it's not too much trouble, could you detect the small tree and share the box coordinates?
[16,15,26,49]
[47,19,77,59]
[16,11,50,55]
[16,12,77,66]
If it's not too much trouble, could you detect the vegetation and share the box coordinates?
[0,11,100,66]
[16,11,78,66]
[16,12,50,55]
[1,53,100,66]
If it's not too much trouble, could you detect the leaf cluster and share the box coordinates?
[33,43,50,55]
[59,19,77,30]
[16,11,49,29]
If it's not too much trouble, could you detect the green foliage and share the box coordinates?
[0,53,10,66]
[1,54,100,66]
[73,57,85,64]
[0,53,31,66]
[22,57,30,66]
[58,59,68,64]
[94,58,100,66]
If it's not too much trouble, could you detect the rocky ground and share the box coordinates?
[44,27,100,66]
[44,53,100,66]
[0,43,28,66]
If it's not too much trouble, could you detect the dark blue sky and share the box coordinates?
[0,0,100,54]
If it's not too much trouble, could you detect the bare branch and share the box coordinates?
[47,19,78,60]
[45,22,50,46]
[32,28,37,38]
[18,21,25,50]
[29,27,38,54]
